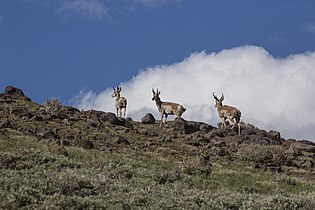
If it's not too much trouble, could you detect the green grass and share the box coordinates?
[1,132,315,209]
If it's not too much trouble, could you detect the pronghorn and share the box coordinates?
[152,88,186,126]
[212,92,241,135]
[112,86,127,118]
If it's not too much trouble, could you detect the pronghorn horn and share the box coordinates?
[212,92,219,101]
[220,93,224,101]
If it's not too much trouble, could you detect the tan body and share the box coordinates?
[112,87,127,118]
[152,89,186,125]
[213,93,241,135]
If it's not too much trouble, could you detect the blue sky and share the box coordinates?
[1,0,315,102]
[1,0,315,140]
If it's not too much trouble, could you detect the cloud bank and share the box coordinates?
[73,46,315,140]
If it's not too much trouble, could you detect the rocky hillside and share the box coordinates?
[1,86,315,209]
[1,86,314,172]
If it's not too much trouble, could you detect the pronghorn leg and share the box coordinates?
[164,114,168,124]
[119,108,122,118]
[123,107,126,118]
[221,118,227,129]
[229,118,235,129]
[235,118,241,135]
[231,118,241,135]
[160,113,164,126]
[116,108,119,117]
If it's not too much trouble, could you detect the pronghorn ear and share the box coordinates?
[113,87,116,91]
[118,86,122,92]
[152,89,155,94]
[157,89,160,95]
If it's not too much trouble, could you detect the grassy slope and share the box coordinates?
[1,130,315,210]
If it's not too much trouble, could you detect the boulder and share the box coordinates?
[117,117,134,129]
[172,117,212,134]
[268,130,283,143]
[199,123,213,133]
[141,113,156,124]
[99,112,119,124]
[172,117,198,134]
[3,86,31,101]
[84,110,128,126]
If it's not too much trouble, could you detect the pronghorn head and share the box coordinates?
[152,88,161,101]
[112,86,122,98]
[213,92,224,108]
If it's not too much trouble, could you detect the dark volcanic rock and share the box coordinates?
[100,112,120,124]
[289,142,315,153]
[240,126,257,136]
[141,113,155,124]
[0,119,13,129]
[31,115,51,122]
[217,148,230,157]
[37,128,57,139]
[172,117,197,134]
[241,135,272,145]
[84,110,132,127]
[199,123,213,133]
[84,110,115,123]
[268,130,283,143]
[208,129,227,138]
[117,117,134,129]
[172,117,212,134]
[253,163,282,173]
[62,106,81,117]
[116,136,130,145]
[300,140,315,146]
[285,158,314,169]
[3,86,31,101]
[78,139,94,149]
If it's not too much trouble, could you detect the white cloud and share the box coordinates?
[73,46,315,141]
[58,0,108,20]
